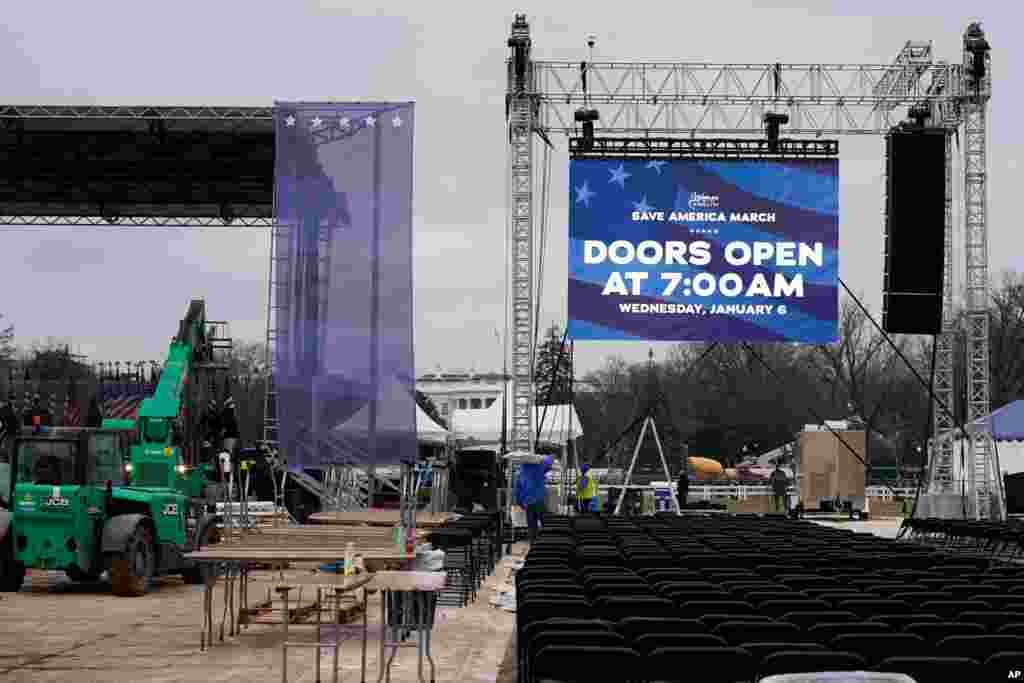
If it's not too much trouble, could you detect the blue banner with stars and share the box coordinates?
[568,158,839,343]
[273,102,417,470]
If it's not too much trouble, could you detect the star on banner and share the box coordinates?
[311,116,323,129]
[608,163,631,188]
[632,196,654,213]
[365,115,376,127]
[339,117,351,129]
[392,114,403,128]
[645,160,667,174]
[574,180,595,207]
[284,115,296,127]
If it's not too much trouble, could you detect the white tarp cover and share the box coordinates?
[452,397,583,445]
[416,404,449,445]
[333,376,449,445]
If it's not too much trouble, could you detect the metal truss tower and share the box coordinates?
[927,130,957,494]
[961,25,999,520]
[506,14,537,453]
[505,18,1000,518]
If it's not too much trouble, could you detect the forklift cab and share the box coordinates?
[10,428,132,574]
[12,428,131,491]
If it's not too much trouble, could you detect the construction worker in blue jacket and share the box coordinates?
[515,456,552,543]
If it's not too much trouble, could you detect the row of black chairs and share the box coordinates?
[516,513,1024,682]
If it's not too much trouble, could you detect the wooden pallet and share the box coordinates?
[240,594,365,626]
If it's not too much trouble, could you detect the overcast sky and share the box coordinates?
[1,1,1021,377]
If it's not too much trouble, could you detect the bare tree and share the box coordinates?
[814,297,910,471]
[0,314,12,364]
[989,270,1024,409]
[576,356,647,466]
[225,340,268,377]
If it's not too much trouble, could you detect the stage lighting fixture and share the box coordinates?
[763,112,789,152]
[908,104,931,127]
[507,14,531,89]
[964,22,990,84]
[574,107,600,151]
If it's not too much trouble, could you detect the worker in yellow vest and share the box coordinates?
[577,464,597,514]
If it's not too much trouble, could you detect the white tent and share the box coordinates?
[451,395,583,445]
[929,399,1024,477]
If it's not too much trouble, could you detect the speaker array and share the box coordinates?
[882,127,947,335]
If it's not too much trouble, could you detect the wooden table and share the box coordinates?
[185,548,409,652]
[185,547,446,683]
[308,511,451,528]
[240,525,429,549]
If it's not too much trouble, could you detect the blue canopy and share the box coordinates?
[992,400,1024,442]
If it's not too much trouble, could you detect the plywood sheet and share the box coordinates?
[308,511,450,527]
[185,548,409,562]
[798,429,866,501]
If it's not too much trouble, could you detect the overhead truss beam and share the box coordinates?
[0,105,272,120]
[0,215,272,227]
[570,137,838,159]
[529,61,963,135]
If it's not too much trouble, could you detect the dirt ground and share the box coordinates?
[811,517,904,538]
[0,522,906,682]
[0,548,524,683]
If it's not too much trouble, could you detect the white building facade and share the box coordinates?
[416,372,507,420]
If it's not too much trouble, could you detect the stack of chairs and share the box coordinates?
[428,512,501,607]
[516,514,1024,682]
[901,517,1024,558]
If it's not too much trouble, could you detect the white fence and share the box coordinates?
[587,484,917,501]
[215,501,278,514]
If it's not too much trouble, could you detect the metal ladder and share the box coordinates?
[262,221,289,451]
[971,431,1003,520]
[262,206,338,461]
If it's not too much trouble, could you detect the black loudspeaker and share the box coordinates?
[1005,473,1024,515]
[882,127,947,335]
[451,451,500,510]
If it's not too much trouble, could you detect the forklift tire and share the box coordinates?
[182,524,221,585]
[65,566,101,583]
[110,525,155,597]
[0,534,25,593]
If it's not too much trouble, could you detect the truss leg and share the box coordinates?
[508,15,535,454]
[963,101,1001,520]
[648,421,681,516]
[922,132,957,517]
[613,418,650,516]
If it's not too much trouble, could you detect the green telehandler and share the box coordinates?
[0,300,229,596]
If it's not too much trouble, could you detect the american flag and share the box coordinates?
[64,383,80,427]
[0,393,18,444]
[97,385,151,421]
